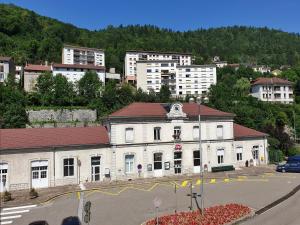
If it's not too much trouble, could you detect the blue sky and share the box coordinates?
[1,0,300,33]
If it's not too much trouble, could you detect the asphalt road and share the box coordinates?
[3,172,300,225]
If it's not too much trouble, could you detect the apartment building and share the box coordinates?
[250,77,293,104]
[136,61,216,97]
[0,56,15,83]
[62,44,105,67]
[0,102,268,191]
[52,63,106,84]
[176,65,217,96]
[125,50,192,84]
[24,64,51,92]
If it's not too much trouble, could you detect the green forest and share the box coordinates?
[1,3,300,160]
[1,3,300,72]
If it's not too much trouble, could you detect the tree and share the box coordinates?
[35,72,54,106]
[233,78,251,96]
[52,74,74,106]
[159,85,171,102]
[78,71,102,104]
[117,83,134,106]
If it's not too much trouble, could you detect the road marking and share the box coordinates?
[2,204,37,211]
[181,180,188,187]
[210,179,216,184]
[0,209,29,216]
[224,178,230,182]
[77,191,81,200]
[238,176,247,179]
[196,179,202,185]
[0,221,13,224]
[0,215,22,220]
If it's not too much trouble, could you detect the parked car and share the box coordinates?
[276,155,300,173]
[29,221,49,225]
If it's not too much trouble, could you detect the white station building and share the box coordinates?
[0,102,268,192]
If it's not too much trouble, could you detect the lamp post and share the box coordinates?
[189,96,204,215]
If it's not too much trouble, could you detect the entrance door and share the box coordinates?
[91,156,101,181]
[252,146,259,166]
[153,153,163,177]
[174,152,182,174]
[31,160,48,189]
[0,163,8,192]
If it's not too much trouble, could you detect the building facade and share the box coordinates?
[125,51,192,84]
[251,77,294,104]
[62,44,105,67]
[24,64,51,92]
[136,61,216,97]
[0,56,15,83]
[0,102,268,192]
[52,63,105,84]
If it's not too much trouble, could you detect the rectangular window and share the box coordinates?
[217,149,224,164]
[125,128,134,142]
[154,127,161,141]
[63,158,74,177]
[236,147,243,161]
[217,125,223,139]
[193,150,200,166]
[125,155,134,173]
[193,126,199,140]
[147,69,152,73]
[173,126,181,140]
[154,153,162,170]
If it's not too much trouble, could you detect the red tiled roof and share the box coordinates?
[52,63,105,70]
[0,127,109,150]
[109,102,234,118]
[233,123,267,139]
[251,77,293,86]
[24,64,51,72]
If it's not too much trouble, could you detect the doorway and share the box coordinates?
[91,156,101,181]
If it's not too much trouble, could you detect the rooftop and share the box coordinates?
[251,77,293,86]
[177,64,216,68]
[126,50,192,56]
[0,56,12,61]
[24,64,51,72]
[52,63,105,70]
[63,44,104,52]
[0,126,109,150]
[109,102,234,118]
[233,123,267,139]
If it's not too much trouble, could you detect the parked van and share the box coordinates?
[276,155,300,173]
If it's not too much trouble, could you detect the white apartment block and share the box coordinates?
[0,102,268,191]
[176,65,217,96]
[0,56,15,83]
[52,63,105,84]
[62,44,105,67]
[251,77,293,104]
[125,50,192,83]
[136,61,216,97]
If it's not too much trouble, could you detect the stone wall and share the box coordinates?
[27,109,97,123]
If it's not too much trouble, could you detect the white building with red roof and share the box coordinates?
[250,77,294,104]
[0,103,268,191]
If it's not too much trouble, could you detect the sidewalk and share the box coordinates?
[0,165,275,208]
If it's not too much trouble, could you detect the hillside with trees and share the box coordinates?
[1,3,300,72]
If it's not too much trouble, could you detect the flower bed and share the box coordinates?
[145,203,251,225]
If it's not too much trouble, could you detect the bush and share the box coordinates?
[287,147,300,157]
[29,188,38,198]
[3,191,12,202]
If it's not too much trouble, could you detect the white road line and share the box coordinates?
[0,221,13,225]
[0,214,22,220]
[0,209,30,216]
[2,204,37,211]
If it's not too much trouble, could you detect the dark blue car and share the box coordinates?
[276,155,300,173]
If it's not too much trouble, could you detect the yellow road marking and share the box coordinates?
[238,176,247,179]
[210,179,216,184]
[181,180,188,187]
[76,191,81,199]
[196,179,201,185]
[224,178,230,182]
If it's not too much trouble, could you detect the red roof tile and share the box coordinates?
[233,123,267,139]
[109,102,234,118]
[251,77,293,86]
[24,64,51,72]
[52,63,105,70]
[0,126,109,150]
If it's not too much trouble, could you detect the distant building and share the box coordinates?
[136,60,216,97]
[24,64,51,92]
[105,68,121,83]
[62,44,105,67]
[271,69,282,76]
[250,77,293,104]
[125,50,192,84]
[227,63,240,70]
[15,65,23,82]
[252,65,271,73]
[0,56,15,83]
[214,61,228,68]
[52,63,105,84]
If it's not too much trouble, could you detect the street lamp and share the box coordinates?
[189,96,205,215]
